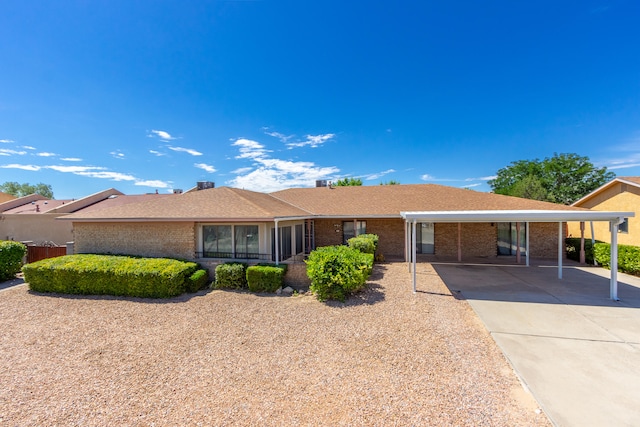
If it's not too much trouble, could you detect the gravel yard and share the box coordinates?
[0,262,549,426]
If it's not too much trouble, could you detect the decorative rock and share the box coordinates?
[275,287,282,295]
[282,286,294,295]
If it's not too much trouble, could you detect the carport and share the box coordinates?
[401,209,635,300]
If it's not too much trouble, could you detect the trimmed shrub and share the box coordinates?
[215,262,247,289]
[246,264,287,293]
[186,269,210,292]
[0,240,27,281]
[306,245,374,302]
[348,234,379,255]
[594,242,640,276]
[565,237,603,265]
[21,254,206,298]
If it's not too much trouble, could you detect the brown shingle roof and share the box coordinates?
[271,184,587,216]
[64,187,311,221]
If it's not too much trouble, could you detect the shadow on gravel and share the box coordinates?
[0,276,26,291]
[26,288,212,304]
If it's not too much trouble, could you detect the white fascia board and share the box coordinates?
[400,210,635,223]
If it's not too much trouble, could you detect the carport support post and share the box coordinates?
[525,222,530,267]
[275,219,280,266]
[558,222,563,279]
[611,220,619,301]
[412,220,417,293]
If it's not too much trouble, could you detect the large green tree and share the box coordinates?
[0,182,54,198]
[334,177,363,186]
[488,153,614,205]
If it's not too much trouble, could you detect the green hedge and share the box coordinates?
[306,245,374,302]
[22,254,208,298]
[0,241,27,281]
[214,262,247,289]
[594,243,640,276]
[348,233,379,255]
[246,264,287,292]
[565,237,604,265]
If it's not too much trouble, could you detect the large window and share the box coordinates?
[497,222,526,256]
[235,225,259,258]
[203,225,232,258]
[416,222,434,254]
[343,220,366,244]
[203,225,259,259]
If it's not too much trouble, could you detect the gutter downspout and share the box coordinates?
[412,220,417,293]
[558,222,563,279]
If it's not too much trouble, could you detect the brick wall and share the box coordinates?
[435,223,497,257]
[73,222,195,259]
[314,219,343,248]
[529,222,565,258]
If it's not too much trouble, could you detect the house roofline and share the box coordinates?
[572,177,640,206]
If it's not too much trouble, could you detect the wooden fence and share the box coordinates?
[26,245,67,263]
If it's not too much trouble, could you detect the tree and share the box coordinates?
[380,180,400,185]
[0,182,54,199]
[488,153,614,205]
[334,177,362,186]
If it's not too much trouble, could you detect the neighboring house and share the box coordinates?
[62,183,610,270]
[0,188,176,245]
[0,191,15,204]
[567,177,640,246]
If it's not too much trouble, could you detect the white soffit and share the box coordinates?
[400,210,635,223]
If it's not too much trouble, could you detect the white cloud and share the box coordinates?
[264,130,294,143]
[462,183,482,188]
[0,163,41,171]
[420,174,435,181]
[231,167,253,174]
[135,180,171,188]
[0,139,15,143]
[233,138,270,160]
[110,150,125,159]
[76,171,137,181]
[149,130,176,141]
[22,146,36,150]
[228,138,339,192]
[0,149,27,156]
[286,133,335,149]
[149,150,166,156]
[36,152,57,157]
[61,157,82,162]
[168,146,203,156]
[364,169,396,181]
[195,163,216,173]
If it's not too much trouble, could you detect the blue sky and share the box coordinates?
[1,1,639,199]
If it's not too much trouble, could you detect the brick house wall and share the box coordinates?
[435,223,497,257]
[73,222,195,259]
[529,222,565,258]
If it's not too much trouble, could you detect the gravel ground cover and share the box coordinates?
[0,263,549,426]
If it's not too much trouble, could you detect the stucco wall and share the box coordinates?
[73,222,196,259]
[567,187,639,246]
[0,214,73,245]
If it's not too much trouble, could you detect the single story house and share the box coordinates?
[567,176,640,246]
[61,183,633,297]
[0,191,15,204]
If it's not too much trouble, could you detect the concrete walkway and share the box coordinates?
[430,260,640,427]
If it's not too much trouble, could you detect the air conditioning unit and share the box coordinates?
[197,181,215,190]
[173,189,183,194]
[315,180,328,187]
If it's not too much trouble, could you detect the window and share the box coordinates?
[343,220,366,244]
[295,224,303,254]
[203,225,232,258]
[235,225,259,258]
[203,224,259,259]
[416,222,434,254]
[271,226,292,261]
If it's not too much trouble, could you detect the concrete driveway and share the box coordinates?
[430,259,640,427]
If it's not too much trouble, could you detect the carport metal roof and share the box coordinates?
[400,209,635,300]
